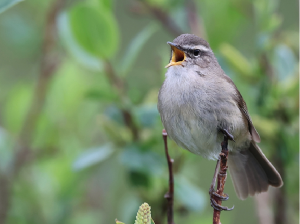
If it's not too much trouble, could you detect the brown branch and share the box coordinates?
[0,0,66,222]
[122,109,139,141]
[162,129,175,224]
[254,192,274,224]
[133,1,183,37]
[0,175,11,222]
[213,136,230,224]
[260,51,288,224]
[273,153,287,224]
[259,53,274,82]
[298,0,300,22]
[185,0,207,38]
[134,0,207,39]
[12,0,66,176]
[103,60,124,95]
[103,60,139,141]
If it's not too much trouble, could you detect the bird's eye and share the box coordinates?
[193,49,201,56]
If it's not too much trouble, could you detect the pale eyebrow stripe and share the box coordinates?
[181,45,210,52]
[195,45,210,52]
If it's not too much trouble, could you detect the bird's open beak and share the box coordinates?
[165,42,186,68]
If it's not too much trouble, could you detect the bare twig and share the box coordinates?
[212,135,233,224]
[162,129,175,224]
[121,109,139,141]
[133,1,183,36]
[254,192,274,224]
[0,0,66,222]
[103,60,124,95]
[134,0,207,39]
[298,0,300,22]
[185,0,207,39]
[0,175,10,222]
[259,53,275,82]
[260,52,287,224]
[12,0,66,176]
[103,60,139,141]
[273,156,287,224]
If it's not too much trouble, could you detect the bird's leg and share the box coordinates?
[220,128,235,142]
[209,159,221,196]
[209,129,234,212]
[209,159,229,201]
[209,163,232,211]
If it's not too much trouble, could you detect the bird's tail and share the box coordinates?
[227,141,283,200]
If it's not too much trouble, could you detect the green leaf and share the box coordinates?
[68,2,119,59]
[68,211,102,224]
[251,115,280,139]
[119,23,159,77]
[73,144,114,171]
[0,0,23,14]
[219,43,255,79]
[85,88,118,102]
[0,127,14,173]
[100,114,133,143]
[118,194,142,224]
[4,84,32,133]
[175,175,207,212]
[58,12,103,71]
[120,145,165,175]
[98,0,112,10]
[115,219,125,224]
[129,171,150,188]
[133,105,159,128]
[104,105,124,124]
[272,44,297,81]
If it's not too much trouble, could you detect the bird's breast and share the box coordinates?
[158,68,250,159]
[158,69,221,159]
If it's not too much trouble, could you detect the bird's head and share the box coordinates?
[165,34,216,70]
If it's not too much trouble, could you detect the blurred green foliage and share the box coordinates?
[0,0,298,224]
[0,0,22,14]
[69,1,119,58]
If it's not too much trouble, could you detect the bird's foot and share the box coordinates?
[210,198,234,211]
[209,188,234,211]
[220,128,235,142]
[209,188,229,201]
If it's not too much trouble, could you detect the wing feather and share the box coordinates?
[222,75,261,143]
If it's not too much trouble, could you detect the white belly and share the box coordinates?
[161,107,223,160]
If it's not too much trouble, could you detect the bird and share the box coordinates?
[157,33,283,201]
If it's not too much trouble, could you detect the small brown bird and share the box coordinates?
[158,34,283,200]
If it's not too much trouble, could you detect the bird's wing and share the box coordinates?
[236,94,261,143]
[223,75,261,143]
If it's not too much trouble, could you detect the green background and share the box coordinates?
[0,0,298,223]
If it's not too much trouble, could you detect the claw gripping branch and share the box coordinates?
[211,131,234,224]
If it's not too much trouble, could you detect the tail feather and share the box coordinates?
[228,141,283,200]
[248,142,283,187]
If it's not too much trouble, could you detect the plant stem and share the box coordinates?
[0,0,66,222]
[103,60,139,141]
[186,0,207,39]
[132,1,183,37]
[162,129,175,224]
[213,136,229,224]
